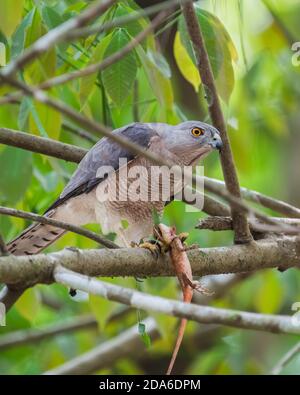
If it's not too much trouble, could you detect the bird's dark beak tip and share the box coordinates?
[216,141,223,151]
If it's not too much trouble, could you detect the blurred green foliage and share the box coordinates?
[0,0,300,375]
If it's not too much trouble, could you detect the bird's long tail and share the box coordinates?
[7,211,66,256]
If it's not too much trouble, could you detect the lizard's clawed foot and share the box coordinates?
[193,282,214,296]
[182,273,213,296]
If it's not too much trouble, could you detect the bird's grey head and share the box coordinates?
[153,121,222,165]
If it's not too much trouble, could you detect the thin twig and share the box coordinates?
[197,216,300,234]
[0,314,97,351]
[0,206,118,249]
[181,1,252,244]
[44,317,160,375]
[62,122,98,144]
[205,177,300,219]
[0,12,166,105]
[0,0,116,79]
[271,341,300,375]
[65,0,188,42]
[39,12,167,91]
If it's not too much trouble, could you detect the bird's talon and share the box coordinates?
[178,232,189,242]
[138,241,161,258]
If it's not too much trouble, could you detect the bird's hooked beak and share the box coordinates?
[208,132,223,151]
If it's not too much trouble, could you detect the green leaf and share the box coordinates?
[15,288,41,323]
[254,271,284,314]
[102,28,138,107]
[0,0,25,37]
[136,46,174,111]
[29,101,61,140]
[138,322,151,348]
[89,294,115,330]
[147,50,171,79]
[79,32,113,108]
[173,31,200,92]
[0,40,5,66]
[41,5,68,55]
[0,147,32,204]
[151,208,161,226]
[41,6,64,29]
[18,97,31,130]
[113,3,150,49]
[177,6,235,102]
[11,8,35,59]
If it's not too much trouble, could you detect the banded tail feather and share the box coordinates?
[7,211,66,256]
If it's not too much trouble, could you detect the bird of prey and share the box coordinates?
[8,121,222,255]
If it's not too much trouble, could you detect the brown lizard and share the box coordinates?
[153,223,212,375]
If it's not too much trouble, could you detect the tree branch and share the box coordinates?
[0,236,299,288]
[54,266,300,335]
[0,0,116,80]
[181,1,252,244]
[0,206,118,249]
[65,0,189,42]
[62,121,98,144]
[0,10,167,104]
[0,127,86,162]
[271,341,300,375]
[39,12,167,91]
[205,177,300,219]
[197,216,300,234]
[43,317,160,375]
[0,314,97,351]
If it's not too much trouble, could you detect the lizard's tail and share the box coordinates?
[7,211,66,256]
[166,318,188,375]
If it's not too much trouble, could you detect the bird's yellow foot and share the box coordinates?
[137,240,162,258]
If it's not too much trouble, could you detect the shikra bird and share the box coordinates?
[7,121,222,255]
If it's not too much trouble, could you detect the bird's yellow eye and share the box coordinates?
[191,127,204,137]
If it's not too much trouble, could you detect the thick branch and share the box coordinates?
[44,317,160,375]
[0,127,86,162]
[0,237,299,287]
[181,2,252,244]
[54,266,300,335]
